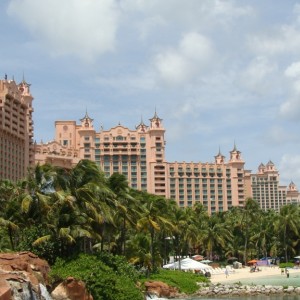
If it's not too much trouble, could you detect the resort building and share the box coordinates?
[251,162,300,211]
[0,76,34,181]
[34,110,300,213]
[35,111,258,213]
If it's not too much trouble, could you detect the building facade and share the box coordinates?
[35,111,300,213]
[0,77,34,181]
[251,161,300,211]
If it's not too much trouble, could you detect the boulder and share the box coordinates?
[0,252,93,300]
[51,277,93,300]
[0,251,50,299]
[0,278,11,300]
[144,280,178,298]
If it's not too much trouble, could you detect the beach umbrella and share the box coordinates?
[192,255,204,261]
[247,259,258,264]
[294,256,300,259]
[201,259,212,264]
[163,258,213,271]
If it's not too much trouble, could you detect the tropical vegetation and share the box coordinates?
[1,160,300,297]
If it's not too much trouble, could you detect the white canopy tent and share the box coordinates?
[163,257,214,272]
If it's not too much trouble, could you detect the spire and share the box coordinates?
[229,141,243,162]
[150,107,161,121]
[215,146,225,164]
[289,180,297,191]
[153,107,158,119]
[233,140,237,152]
[136,115,148,132]
[80,109,93,122]
[80,109,94,128]
[21,71,30,86]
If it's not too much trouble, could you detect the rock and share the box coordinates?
[0,251,50,284]
[51,277,93,300]
[0,251,50,299]
[144,280,178,298]
[0,278,11,300]
[196,283,300,298]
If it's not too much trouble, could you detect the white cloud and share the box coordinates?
[240,56,277,93]
[137,15,167,40]
[285,61,300,78]
[121,0,253,30]
[280,61,300,118]
[179,32,213,63]
[280,154,300,186]
[248,25,300,56]
[7,0,120,62]
[279,96,300,119]
[93,69,157,92]
[154,50,191,85]
[264,125,298,145]
[153,32,214,85]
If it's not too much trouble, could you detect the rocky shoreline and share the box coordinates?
[191,282,300,298]
[145,281,300,299]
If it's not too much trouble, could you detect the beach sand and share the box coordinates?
[210,266,300,286]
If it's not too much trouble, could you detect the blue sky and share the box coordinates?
[1,0,300,186]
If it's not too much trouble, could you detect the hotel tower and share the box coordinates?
[35,110,300,213]
[0,76,34,181]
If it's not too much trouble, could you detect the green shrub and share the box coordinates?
[50,253,144,300]
[140,269,208,294]
[16,226,59,264]
[279,262,294,269]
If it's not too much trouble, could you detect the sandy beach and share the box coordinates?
[210,266,300,286]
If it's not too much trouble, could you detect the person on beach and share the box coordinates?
[286,270,289,278]
[225,268,229,278]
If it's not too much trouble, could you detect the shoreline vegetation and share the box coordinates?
[144,266,300,299]
[2,161,300,299]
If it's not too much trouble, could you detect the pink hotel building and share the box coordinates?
[0,77,34,181]
[34,110,300,213]
[2,76,297,213]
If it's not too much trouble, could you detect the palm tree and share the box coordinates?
[31,160,115,257]
[190,203,210,255]
[169,206,192,268]
[274,204,300,262]
[200,212,233,260]
[251,209,276,259]
[240,198,260,264]
[126,232,152,272]
[65,160,115,253]
[108,173,140,256]
[137,193,173,272]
